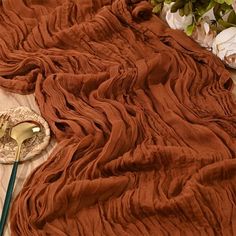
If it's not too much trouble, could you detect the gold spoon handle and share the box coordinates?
[0,143,22,236]
[15,143,22,162]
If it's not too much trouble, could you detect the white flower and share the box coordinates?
[160,3,172,20]
[162,3,193,31]
[202,8,216,22]
[225,53,236,69]
[191,17,217,49]
[212,27,236,69]
[232,0,236,12]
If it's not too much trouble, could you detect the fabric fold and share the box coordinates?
[0,0,236,235]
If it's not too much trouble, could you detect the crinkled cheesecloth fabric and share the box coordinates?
[0,0,236,235]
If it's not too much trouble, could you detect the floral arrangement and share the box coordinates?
[151,0,236,69]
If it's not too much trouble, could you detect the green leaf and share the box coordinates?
[228,10,236,24]
[220,2,233,10]
[218,18,236,27]
[214,0,225,4]
[225,0,233,5]
[185,23,195,36]
[151,0,163,5]
[213,3,222,20]
[196,0,216,16]
[206,0,216,11]
[152,3,163,14]
[150,0,157,5]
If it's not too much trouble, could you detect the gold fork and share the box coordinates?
[0,114,10,139]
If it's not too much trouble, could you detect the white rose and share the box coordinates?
[163,3,193,31]
[190,9,218,50]
[212,27,236,69]
[160,3,172,21]
[191,18,217,50]
[232,0,236,12]
[202,8,216,22]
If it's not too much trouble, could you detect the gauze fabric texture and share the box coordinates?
[0,0,236,235]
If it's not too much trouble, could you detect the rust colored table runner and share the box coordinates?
[0,0,236,235]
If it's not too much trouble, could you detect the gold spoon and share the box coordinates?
[0,121,41,236]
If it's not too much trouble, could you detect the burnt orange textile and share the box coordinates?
[0,0,236,235]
